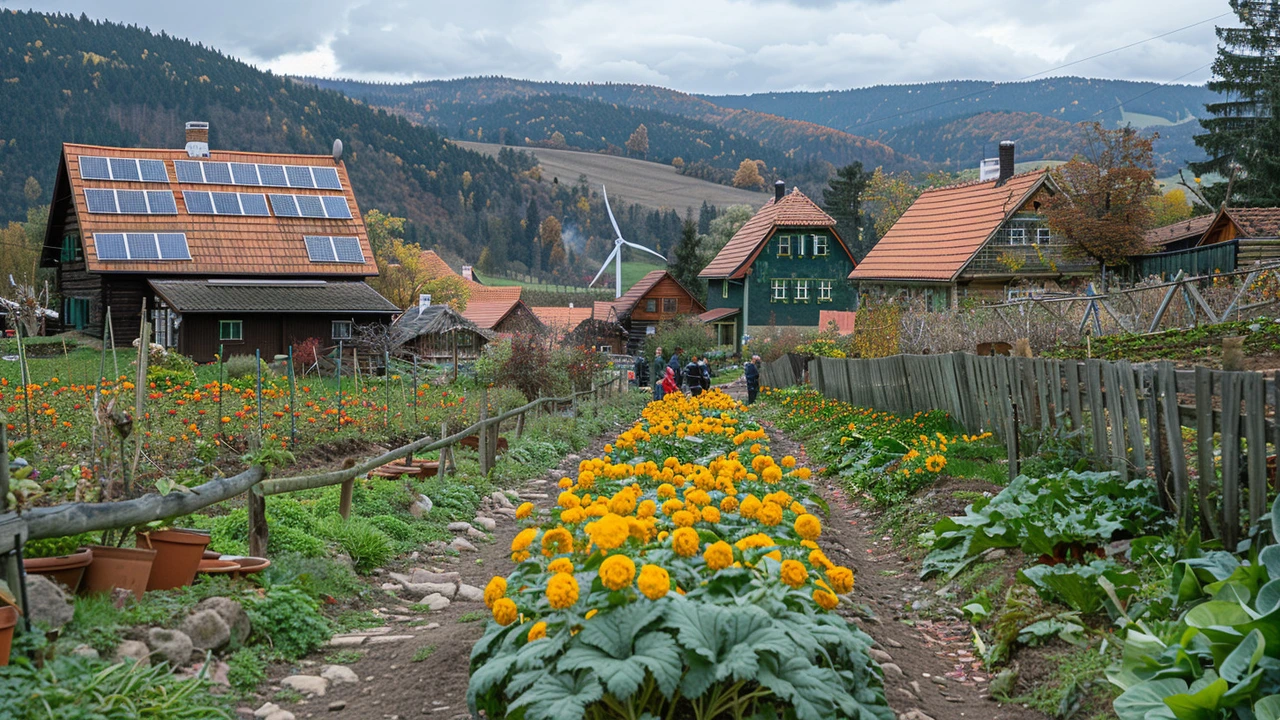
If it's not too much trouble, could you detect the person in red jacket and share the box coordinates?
[660,366,679,396]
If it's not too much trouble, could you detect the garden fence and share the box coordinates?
[777,352,1278,549]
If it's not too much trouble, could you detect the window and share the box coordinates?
[819,281,833,301]
[60,235,83,263]
[777,235,791,256]
[662,298,678,313]
[1009,227,1027,245]
[722,281,729,299]
[1036,228,1051,244]
[598,345,612,353]
[772,279,787,300]
[219,320,243,342]
[814,235,829,256]
[64,298,90,330]
[797,234,807,257]
[795,280,810,301]
[645,299,657,313]
[332,320,354,340]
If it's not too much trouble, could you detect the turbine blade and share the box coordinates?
[622,240,667,262]
[603,185,623,241]
[590,247,620,287]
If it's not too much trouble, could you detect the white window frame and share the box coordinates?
[1036,227,1051,244]
[797,234,807,257]
[795,280,810,301]
[814,235,828,256]
[722,280,729,299]
[772,279,787,300]
[1009,227,1027,245]
[819,280,832,301]
[332,320,354,340]
[598,345,612,353]
[777,235,791,256]
[219,320,243,342]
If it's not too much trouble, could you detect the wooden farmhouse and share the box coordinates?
[1196,207,1280,265]
[529,306,627,353]
[461,298,545,336]
[41,122,396,362]
[593,270,705,353]
[390,304,490,364]
[850,143,1093,306]
[699,182,857,350]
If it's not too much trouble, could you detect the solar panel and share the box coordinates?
[321,196,352,219]
[312,167,342,190]
[84,189,118,213]
[202,162,233,184]
[156,233,191,260]
[79,156,111,180]
[115,190,149,214]
[139,159,170,183]
[230,163,260,185]
[332,236,365,263]
[296,195,326,218]
[146,191,178,214]
[269,194,299,217]
[174,160,204,184]
[210,192,241,214]
[257,164,288,187]
[109,158,141,182]
[238,193,270,216]
[94,233,128,260]
[304,235,337,262]
[183,191,215,214]
[126,233,160,260]
[285,165,315,188]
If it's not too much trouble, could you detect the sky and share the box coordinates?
[18,0,1225,94]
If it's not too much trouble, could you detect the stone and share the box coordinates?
[490,491,513,508]
[901,711,936,720]
[466,528,488,540]
[454,584,484,603]
[449,537,477,553]
[869,648,893,664]
[328,701,347,712]
[417,593,451,611]
[254,702,282,718]
[881,662,904,678]
[181,609,232,651]
[401,582,458,599]
[71,643,100,660]
[989,667,1018,698]
[366,634,414,644]
[23,575,75,631]
[381,583,402,592]
[493,508,517,518]
[471,516,496,531]
[410,569,460,585]
[114,639,151,667]
[281,674,329,696]
[148,627,194,668]
[321,664,360,685]
[195,597,252,646]
[446,522,474,533]
[264,712,296,720]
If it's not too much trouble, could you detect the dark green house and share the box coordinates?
[698,182,857,351]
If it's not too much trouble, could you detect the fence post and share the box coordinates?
[248,484,268,557]
[479,386,493,475]
[439,422,451,478]
[516,410,526,439]
[288,345,297,446]
[338,475,355,521]
[1007,402,1021,482]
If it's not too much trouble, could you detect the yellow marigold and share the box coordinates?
[809,548,833,570]
[671,527,700,557]
[484,576,506,609]
[585,513,629,552]
[739,495,762,519]
[527,621,548,641]
[516,502,534,519]
[558,491,581,509]
[672,509,696,528]
[792,467,811,480]
[701,506,721,524]
[780,559,808,588]
[925,454,946,473]
[560,507,585,525]
[781,455,796,468]
[790,501,806,515]
[546,572,580,610]
[661,499,684,516]
[751,455,774,473]
[637,564,670,600]
[491,597,518,626]
[703,541,734,571]
[794,514,822,541]
[511,550,531,563]
[598,554,637,591]
[609,492,637,516]
[558,477,573,489]
[636,499,657,518]
[749,442,762,454]
[657,483,676,499]
[827,566,854,595]
[547,557,574,574]
[577,470,596,489]
[813,589,839,610]
[762,465,783,484]
[541,527,574,556]
[511,528,537,553]
[758,501,783,526]
[720,496,739,513]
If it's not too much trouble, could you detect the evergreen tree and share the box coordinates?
[1191,0,1280,205]
[524,199,541,269]
[698,201,716,235]
[822,162,871,260]
[669,220,706,302]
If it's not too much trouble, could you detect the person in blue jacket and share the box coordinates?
[745,354,760,404]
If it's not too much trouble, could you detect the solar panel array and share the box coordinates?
[181,191,271,216]
[174,160,341,190]
[270,194,353,219]
[93,233,191,261]
[304,236,365,263]
[83,189,179,215]
[78,156,170,183]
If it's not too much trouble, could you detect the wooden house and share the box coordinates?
[531,306,626,353]
[390,304,490,364]
[462,299,545,336]
[699,183,857,351]
[1144,215,1214,253]
[850,143,1092,306]
[419,250,522,305]
[40,122,396,362]
[1196,207,1280,265]
[596,270,705,352]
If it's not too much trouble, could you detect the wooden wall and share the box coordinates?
[179,313,393,363]
[629,276,704,323]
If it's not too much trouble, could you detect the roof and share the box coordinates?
[610,270,705,316]
[148,279,398,314]
[592,301,619,322]
[390,304,490,345]
[419,251,522,304]
[530,306,593,329]
[461,299,539,331]
[1145,215,1214,249]
[818,310,857,335]
[1225,207,1280,238]
[849,171,1049,282]
[700,188,839,279]
[698,307,739,323]
[48,143,376,277]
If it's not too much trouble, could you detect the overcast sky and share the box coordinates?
[18,0,1226,94]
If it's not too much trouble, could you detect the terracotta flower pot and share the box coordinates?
[219,556,271,579]
[0,605,18,666]
[196,559,240,575]
[81,545,157,600]
[24,547,94,594]
[136,529,212,591]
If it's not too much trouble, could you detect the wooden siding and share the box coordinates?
[178,312,393,363]
[628,276,704,322]
[491,304,545,336]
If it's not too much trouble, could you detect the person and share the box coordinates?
[699,358,711,392]
[684,355,703,397]
[667,346,683,391]
[661,366,679,396]
[651,347,666,401]
[633,353,647,389]
[745,354,760,404]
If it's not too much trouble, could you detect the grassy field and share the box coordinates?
[475,260,664,292]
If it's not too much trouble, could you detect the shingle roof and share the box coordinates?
[698,307,739,323]
[699,188,839,279]
[390,304,491,345]
[148,279,398,314]
[419,250,522,304]
[1226,207,1280,238]
[592,301,618,322]
[530,306,593,329]
[849,172,1049,282]
[1145,214,1214,249]
[462,299,539,330]
[52,143,376,277]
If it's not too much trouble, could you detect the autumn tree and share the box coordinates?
[539,216,565,270]
[1043,123,1157,267]
[625,124,650,159]
[23,177,42,205]
[0,220,40,289]
[862,169,923,239]
[733,159,765,189]
[365,208,469,310]
[669,220,705,302]
[363,209,405,261]
[822,162,871,260]
[701,204,754,262]
[1149,188,1193,227]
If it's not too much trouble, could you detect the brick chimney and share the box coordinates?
[997,141,1015,186]
[774,180,785,203]
[185,121,209,158]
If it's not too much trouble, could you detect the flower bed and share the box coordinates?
[468,389,893,720]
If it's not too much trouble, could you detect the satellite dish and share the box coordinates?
[332,139,343,162]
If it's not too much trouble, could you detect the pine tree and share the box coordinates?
[669,220,706,302]
[698,201,716,235]
[821,162,871,260]
[1191,0,1280,205]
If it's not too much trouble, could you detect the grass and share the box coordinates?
[1009,644,1117,719]
[711,365,743,385]
[474,260,663,293]
[456,611,486,623]
[410,645,437,663]
[323,650,366,664]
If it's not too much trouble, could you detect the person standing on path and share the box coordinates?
[668,346,683,392]
[684,355,703,397]
[651,347,666,401]
[661,366,679,396]
[699,358,711,392]
[745,354,760,404]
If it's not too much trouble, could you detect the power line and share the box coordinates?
[1089,63,1215,119]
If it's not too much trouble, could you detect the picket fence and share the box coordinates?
[763,352,1279,549]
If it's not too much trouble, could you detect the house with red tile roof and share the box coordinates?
[40,122,397,362]
[461,298,544,336]
[592,270,705,353]
[417,250,522,305]
[699,182,857,350]
[1196,206,1280,265]
[1144,214,1214,253]
[849,144,1093,306]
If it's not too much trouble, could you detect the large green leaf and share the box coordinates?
[1111,678,1183,720]
[1219,630,1264,683]
[1184,601,1253,642]
[1261,546,1280,580]
[508,669,603,720]
[557,630,682,701]
[754,653,840,720]
[1162,677,1229,720]
[1257,580,1280,615]
[576,600,666,659]
[466,654,518,707]
[1254,695,1280,720]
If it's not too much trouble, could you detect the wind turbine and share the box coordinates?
[590,185,667,298]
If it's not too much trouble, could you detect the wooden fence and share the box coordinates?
[787,353,1277,549]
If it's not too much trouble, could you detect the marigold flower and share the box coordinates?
[491,597,518,625]
[925,454,947,473]
[700,506,721,524]
[780,559,808,588]
[546,572,580,610]
[781,455,796,468]
[720,496,739,513]
[541,527,574,556]
[636,499,657,518]
[794,514,822,541]
[511,528,537,553]
[516,502,534,519]
[762,465,783,483]
[527,621,548,641]
[739,495,762,519]
[671,527,700,557]
[671,509,696,528]
[758,501,783,526]
[703,541,734,571]
[637,564,670,600]
[827,566,854,594]
[598,554,636,591]
[484,576,506,609]
[585,513,629,552]
[813,589,839,610]
[547,557,574,574]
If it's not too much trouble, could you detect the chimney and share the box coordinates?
[185,121,209,158]
[997,141,1015,186]
[461,265,474,282]
[774,180,786,203]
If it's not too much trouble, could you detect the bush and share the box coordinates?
[261,553,364,602]
[266,497,321,535]
[270,524,327,558]
[369,514,414,541]
[473,337,512,386]
[318,517,393,573]
[498,333,559,401]
[0,655,234,718]
[244,586,332,661]
[226,647,268,695]
[563,345,609,392]
[642,315,716,360]
[292,336,323,374]
[23,532,98,559]
[222,354,273,382]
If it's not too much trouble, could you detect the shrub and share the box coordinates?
[369,514,414,541]
[260,553,364,602]
[0,655,234,718]
[642,315,716,360]
[244,586,332,661]
[292,336,323,373]
[270,525,327,558]
[563,345,608,392]
[473,337,512,386]
[23,532,98,559]
[222,354,273,382]
[318,517,393,573]
[266,497,321,535]
[226,647,268,695]
[498,333,558,401]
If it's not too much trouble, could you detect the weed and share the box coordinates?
[273,688,304,705]
[410,645,437,662]
[226,647,268,695]
[332,610,384,633]
[1009,644,1116,718]
[323,650,365,664]
[457,611,486,623]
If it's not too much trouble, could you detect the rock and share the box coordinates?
[981,548,1007,561]
[466,528,488,541]
[281,674,329,697]
[490,491,513,508]
[869,648,893,664]
[195,597,251,646]
[454,584,484,603]
[409,494,434,519]
[901,711,936,720]
[401,582,458,599]
[881,662,904,678]
[181,609,232,651]
[449,537,477,553]
[446,522,474,533]
[410,569,460,585]
[328,700,347,711]
[254,702,282,718]
[416,593,451,611]
[114,639,151,667]
[147,628,194,668]
[265,712,296,720]
[23,575,74,631]
[333,552,354,570]
[190,659,231,686]
[381,582,402,592]
[71,644,100,660]
[989,667,1018,698]
[493,508,517,518]
[471,516,496,531]
[321,664,360,685]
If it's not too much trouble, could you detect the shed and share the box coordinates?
[390,304,491,366]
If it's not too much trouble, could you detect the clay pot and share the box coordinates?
[136,529,211,591]
[219,556,271,579]
[24,547,94,593]
[196,559,241,575]
[0,605,18,666]
[202,550,222,560]
[81,545,157,600]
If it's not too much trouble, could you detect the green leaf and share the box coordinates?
[1219,629,1264,683]
[1163,677,1229,720]
[508,669,603,720]
[1254,695,1280,720]
[1257,580,1280,615]
[1184,601,1253,634]
[1260,546,1280,580]
[576,600,665,658]
[466,654,517,708]
[755,653,839,720]
[1114,679,1184,720]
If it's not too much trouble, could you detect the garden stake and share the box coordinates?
[217,344,224,442]
[336,340,343,393]
[384,350,390,428]
[412,355,419,424]
[14,322,31,439]
[254,349,263,451]
[106,309,119,381]
[288,345,297,446]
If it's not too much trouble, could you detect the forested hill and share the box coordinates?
[0,9,524,251]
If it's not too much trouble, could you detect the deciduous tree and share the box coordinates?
[1149,188,1193,227]
[625,124,650,159]
[732,159,765,189]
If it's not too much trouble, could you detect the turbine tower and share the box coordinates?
[590,186,666,298]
